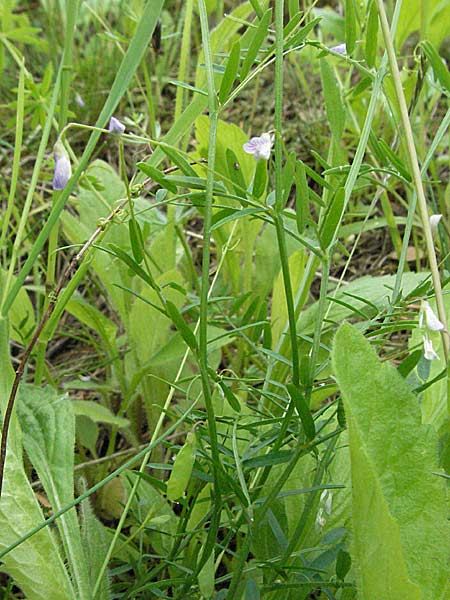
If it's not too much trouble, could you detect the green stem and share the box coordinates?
[273,0,300,387]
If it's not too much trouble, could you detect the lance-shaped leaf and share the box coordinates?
[332,323,449,600]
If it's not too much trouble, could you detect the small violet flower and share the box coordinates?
[423,336,439,361]
[108,116,126,134]
[429,214,442,237]
[75,93,85,108]
[52,140,72,191]
[243,132,273,161]
[329,42,347,55]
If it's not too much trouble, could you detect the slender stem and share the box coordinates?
[375,0,449,361]
[190,0,223,580]
[273,0,300,387]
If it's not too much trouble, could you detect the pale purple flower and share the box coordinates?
[108,116,126,134]
[423,336,439,361]
[430,214,442,237]
[75,93,85,108]
[52,141,72,190]
[243,132,273,161]
[330,43,347,55]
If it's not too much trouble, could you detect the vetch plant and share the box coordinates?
[0,0,449,598]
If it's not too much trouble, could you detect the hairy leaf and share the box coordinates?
[332,323,449,599]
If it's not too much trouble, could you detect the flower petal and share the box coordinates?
[430,214,442,237]
[52,142,72,191]
[108,116,126,134]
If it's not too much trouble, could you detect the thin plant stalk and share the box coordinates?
[273,0,300,388]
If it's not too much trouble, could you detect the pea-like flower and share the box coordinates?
[429,214,442,237]
[329,43,347,55]
[243,132,273,161]
[108,116,126,134]
[423,336,439,361]
[421,300,444,331]
[52,141,72,191]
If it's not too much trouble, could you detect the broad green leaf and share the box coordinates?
[333,323,449,600]
[166,432,196,500]
[0,447,76,600]
[0,322,74,599]
[71,400,129,429]
[18,386,91,600]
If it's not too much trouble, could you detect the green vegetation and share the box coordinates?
[0,1,449,598]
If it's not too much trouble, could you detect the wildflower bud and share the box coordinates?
[429,214,442,237]
[52,140,72,191]
[329,43,347,55]
[423,336,439,361]
[243,132,273,161]
[108,116,126,134]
